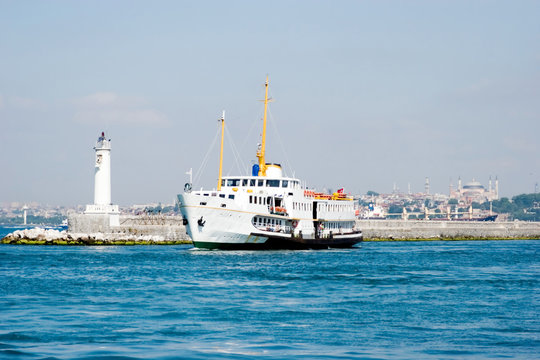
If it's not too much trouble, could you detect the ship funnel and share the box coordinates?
[265,163,283,178]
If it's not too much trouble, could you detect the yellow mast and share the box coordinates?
[257,76,270,176]
[217,111,225,190]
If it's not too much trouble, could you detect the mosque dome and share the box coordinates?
[463,180,484,190]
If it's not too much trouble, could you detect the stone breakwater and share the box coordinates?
[358,219,540,240]
[1,227,191,245]
[3,217,540,245]
[1,213,192,245]
[68,214,190,240]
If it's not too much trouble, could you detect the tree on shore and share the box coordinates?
[480,193,540,221]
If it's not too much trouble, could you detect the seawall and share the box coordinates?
[66,213,191,243]
[67,216,540,241]
[3,216,540,245]
[68,214,190,241]
[357,219,540,240]
[1,214,191,245]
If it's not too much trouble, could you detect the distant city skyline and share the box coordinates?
[1,1,539,206]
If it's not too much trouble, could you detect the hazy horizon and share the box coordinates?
[1,1,539,206]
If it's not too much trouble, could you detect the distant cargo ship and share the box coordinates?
[448,214,498,222]
[177,77,362,250]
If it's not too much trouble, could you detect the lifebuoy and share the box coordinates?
[292,220,298,228]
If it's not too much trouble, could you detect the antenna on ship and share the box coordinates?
[217,110,225,191]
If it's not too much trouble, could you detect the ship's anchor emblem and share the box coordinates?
[197,217,206,227]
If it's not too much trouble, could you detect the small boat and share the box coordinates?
[177,77,362,250]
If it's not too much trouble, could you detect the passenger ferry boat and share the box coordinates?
[177,78,362,250]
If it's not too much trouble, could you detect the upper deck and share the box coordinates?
[197,176,354,202]
[220,176,301,191]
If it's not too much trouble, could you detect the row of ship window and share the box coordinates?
[249,195,272,205]
[251,217,353,231]
[318,203,354,212]
[253,216,285,227]
[201,193,235,199]
[197,193,352,214]
[245,200,353,213]
[292,202,312,211]
[222,178,300,188]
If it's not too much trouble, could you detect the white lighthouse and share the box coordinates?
[85,132,119,224]
[94,132,111,206]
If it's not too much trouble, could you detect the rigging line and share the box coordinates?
[194,129,219,186]
[235,84,269,160]
[232,131,248,175]
[222,113,249,169]
[233,83,273,161]
[224,125,248,176]
[193,126,220,186]
[235,111,260,161]
[223,126,242,176]
[267,108,295,178]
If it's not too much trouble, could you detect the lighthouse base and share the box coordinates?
[84,205,120,227]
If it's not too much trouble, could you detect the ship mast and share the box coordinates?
[217,111,225,190]
[257,76,270,176]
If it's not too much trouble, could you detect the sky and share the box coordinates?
[1,0,539,206]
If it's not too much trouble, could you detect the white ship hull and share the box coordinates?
[178,191,362,250]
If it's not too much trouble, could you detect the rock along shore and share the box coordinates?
[1,227,192,246]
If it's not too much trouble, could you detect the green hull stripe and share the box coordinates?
[193,236,362,251]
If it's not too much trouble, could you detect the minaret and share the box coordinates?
[495,176,499,200]
[94,132,112,206]
[22,205,28,225]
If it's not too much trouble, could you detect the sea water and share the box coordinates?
[0,229,538,359]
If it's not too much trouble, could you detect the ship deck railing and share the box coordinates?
[254,224,292,234]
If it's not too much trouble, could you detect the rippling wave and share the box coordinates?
[0,239,538,359]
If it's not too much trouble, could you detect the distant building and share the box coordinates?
[450,177,499,204]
